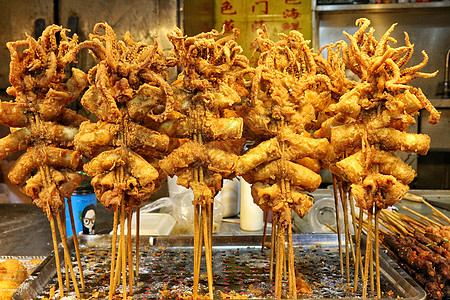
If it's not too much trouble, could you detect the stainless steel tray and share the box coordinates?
[13,234,426,300]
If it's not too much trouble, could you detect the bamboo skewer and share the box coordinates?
[114,237,123,290]
[41,162,79,297]
[67,197,85,289]
[349,195,364,279]
[262,211,269,252]
[362,209,373,298]
[431,216,445,226]
[202,205,214,300]
[325,223,338,233]
[120,201,127,300]
[40,163,65,298]
[269,220,276,281]
[370,231,374,293]
[353,209,363,293]
[56,211,81,298]
[332,176,345,277]
[127,209,134,294]
[275,221,285,299]
[49,212,64,297]
[135,206,140,277]
[109,207,119,300]
[375,208,381,298]
[287,212,297,299]
[420,199,450,224]
[60,205,70,291]
[401,206,442,227]
[193,203,201,299]
[338,181,351,283]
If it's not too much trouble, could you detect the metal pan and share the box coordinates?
[13,234,426,300]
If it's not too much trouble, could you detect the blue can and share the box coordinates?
[65,187,97,236]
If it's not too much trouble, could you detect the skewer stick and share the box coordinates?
[332,176,344,277]
[202,205,214,300]
[109,207,119,300]
[338,181,350,283]
[193,132,201,300]
[375,208,381,298]
[67,197,85,289]
[120,201,127,300]
[275,220,284,299]
[421,199,450,224]
[127,208,134,293]
[325,223,338,233]
[431,216,445,226]
[349,194,364,278]
[114,236,122,289]
[287,212,297,299]
[193,203,201,299]
[56,210,80,298]
[381,210,409,236]
[370,230,374,292]
[49,212,64,297]
[353,209,364,293]
[401,206,442,227]
[262,211,268,252]
[269,217,276,281]
[362,209,373,298]
[60,204,70,291]
[135,206,140,277]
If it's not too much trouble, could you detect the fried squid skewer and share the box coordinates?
[236,26,336,298]
[319,18,440,297]
[0,25,88,298]
[161,27,248,299]
[74,23,172,299]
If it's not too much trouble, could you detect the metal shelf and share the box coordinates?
[314,1,450,12]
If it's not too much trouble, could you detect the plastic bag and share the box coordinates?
[170,190,224,234]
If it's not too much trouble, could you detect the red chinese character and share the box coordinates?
[283,8,300,19]
[222,20,235,33]
[251,1,269,14]
[221,1,237,15]
[282,22,301,31]
[290,22,299,30]
[251,20,265,32]
[282,22,291,31]
[285,0,302,4]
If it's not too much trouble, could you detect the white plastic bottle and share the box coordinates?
[239,178,264,231]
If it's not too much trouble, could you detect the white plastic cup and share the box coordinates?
[239,178,264,231]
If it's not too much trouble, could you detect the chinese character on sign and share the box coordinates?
[251,1,269,14]
[282,22,300,31]
[251,20,265,32]
[283,8,300,19]
[222,20,235,33]
[221,1,237,15]
[285,0,302,4]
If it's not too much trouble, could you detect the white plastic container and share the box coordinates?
[239,178,264,231]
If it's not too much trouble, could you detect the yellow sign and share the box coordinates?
[215,0,312,62]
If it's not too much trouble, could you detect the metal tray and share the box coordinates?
[13,234,426,300]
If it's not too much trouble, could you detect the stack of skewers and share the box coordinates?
[349,195,450,299]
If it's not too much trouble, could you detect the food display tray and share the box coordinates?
[0,256,45,298]
[13,234,426,300]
